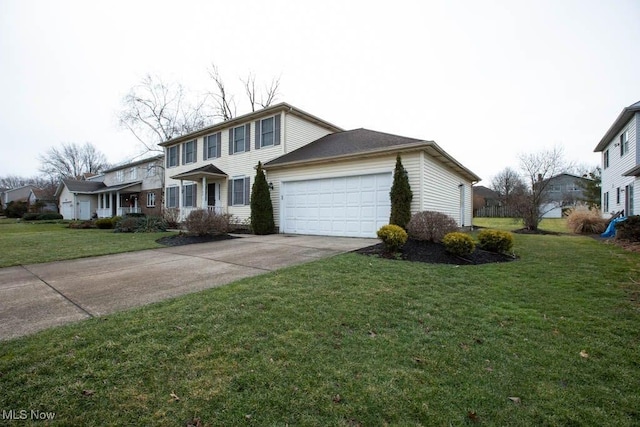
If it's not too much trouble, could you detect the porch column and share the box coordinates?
[178,180,183,218]
[202,177,207,208]
[116,191,121,215]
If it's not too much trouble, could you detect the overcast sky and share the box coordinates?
[1,0,639,184]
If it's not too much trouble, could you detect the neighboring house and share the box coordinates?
[473,185,501,207]
[28,188,58,213]
[538,173,592,218]
[160,102,480,238]
[3,185,38,206]
[55,155,164,220]
[594,100,639,217]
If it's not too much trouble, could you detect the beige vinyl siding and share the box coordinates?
[422,152,473,226]
[284,113,336,153]
[267,153,422,228]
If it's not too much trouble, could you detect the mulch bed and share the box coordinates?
[355,238,516,265]
[156,233,237,247]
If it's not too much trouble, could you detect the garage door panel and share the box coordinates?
[283,172,391,238]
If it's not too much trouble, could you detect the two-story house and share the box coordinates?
[538,173,592,218]
[161,102,480,238]
[594,100,639,217]
[56,155,164,220]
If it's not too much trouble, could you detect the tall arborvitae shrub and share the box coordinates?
[250,162,275,235]
[389,154,413,229]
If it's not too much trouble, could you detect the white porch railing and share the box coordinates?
[118,207,142,216]
[177,206,227,220]
[96,208,111,218]
[207,205,226,215]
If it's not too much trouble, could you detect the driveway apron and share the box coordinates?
[0,234,374,340]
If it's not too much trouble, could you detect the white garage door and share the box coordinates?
[282,173,392,238]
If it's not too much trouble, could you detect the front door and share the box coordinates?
[207,183,216,207]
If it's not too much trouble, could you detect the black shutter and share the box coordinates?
[245,123,251,152]
[255,120,261,150]
[274,114,281,146]
[229,129,234,155]
[193,140,197,163]
[244,177,250,205]
[216,133,222,158]
[181,144,185,165]
[228,180,233,206]
[203,136,208,160]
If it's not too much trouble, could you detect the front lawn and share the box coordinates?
[474,217,568,233]
[0,219,175,267]
[1,233,639,425]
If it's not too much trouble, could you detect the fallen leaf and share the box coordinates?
[508,396,521,404]
[81,389,95,396]
[170,392,180,401]
[413,357,424,364]
[485,366,494,372]
[467,411,479,422]
[580,350,589,358]
[368,330,377,338]
[245,414,252,420]
[186,418,204,427]
[333,394,342,403]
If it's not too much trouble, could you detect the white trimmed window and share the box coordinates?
[130,167,137,180]
[229,177,250,206]
[604,149,609,169]
[204,133,221,160]
[255,115,281,149]
[620,130,629,156]
[147,192,156,207]
[167,146,179,168]
[182,183,197,207]
[229,124,250,154]
[166,186,178,208]
[116,170,124,182]
[182,140,196,164]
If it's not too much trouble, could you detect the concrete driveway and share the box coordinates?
[0,234,374,341]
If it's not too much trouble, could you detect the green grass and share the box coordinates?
[1,233,639,425]
[0,219,175,267]
[474,217,569,233]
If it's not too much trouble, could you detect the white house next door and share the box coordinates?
[281,173,391,238]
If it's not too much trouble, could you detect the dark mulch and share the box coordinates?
[355,238,516,265]
[156,233,237,247]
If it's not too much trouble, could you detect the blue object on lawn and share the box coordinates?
[601,217,626,238]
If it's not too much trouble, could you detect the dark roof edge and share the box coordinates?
[158,103,343,147]
[594,101,640,152]
[102,154,164,173]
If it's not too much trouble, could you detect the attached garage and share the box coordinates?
[281,173,391,238]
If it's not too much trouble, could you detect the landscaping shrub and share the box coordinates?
[477,229,514,253]
[114,216,140,233]
[406,211,459,242]
[389,154,413,229]
[22,213,40,221]
[5,201,28,218]
[68,220,95,229]
[442,232,475,257]
[377,224,408,253]
[250,161,275,235]
[125,212,146,218]
[95,218,114,229]
[163,209,180,229]
[135,216,167,233]
[36,212,63,220]
[616,215,640,241]
[184,209,232,236]
[566,208,607,234]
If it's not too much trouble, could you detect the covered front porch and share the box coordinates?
[170,164,228,220]
[94,182,143,218]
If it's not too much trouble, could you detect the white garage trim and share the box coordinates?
[280,172,391,238]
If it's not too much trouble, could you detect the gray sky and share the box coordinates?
[1,0,638,183]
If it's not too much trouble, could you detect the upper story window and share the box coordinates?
[116,170,124,182]
[182,140,196,165]
[204,132,221,160]
[229,124,250,155]
[167,145,179,168]
[567,183,580,192]
[129,167,137,180]
[255,115,281,149]
[146,164,157,177]
[549,184,561,193]
[620,130,629,156]
[604,149,609,169]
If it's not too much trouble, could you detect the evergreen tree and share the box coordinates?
[250,162,275,234]
[389,154,413,229]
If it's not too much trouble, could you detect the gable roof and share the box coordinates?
[158,103,343,147]
[56,179,106,197]
[263,128,481,182]
[102,155,164,173]
[169,164,227,181]
[594,100,640,152]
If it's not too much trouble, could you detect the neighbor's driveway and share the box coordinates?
[0,234,374,341]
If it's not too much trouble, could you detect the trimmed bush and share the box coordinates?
[22,213,40,221]
[5,201,28,218]
[406,211,459,242]
[37,212,63,220]
[389,154,413,229]
[163,209,180,229]
[95,218,114,229]
[125,212,146,218]
[477,229,514,253]
[136,216,167,233]
[566,209,607,234]
[68,220,95,229]
[184,209,232,236]
[377,224,408,253]
[616,215,640,241]
[114,216,140,233]
[250,161,275,235]
[442,232,475,257]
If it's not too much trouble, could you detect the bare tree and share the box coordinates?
[491,167,527,207]
[517,146,567,230]
[38,142,109,179]
[118,74,213,152]
[208,65,236,121]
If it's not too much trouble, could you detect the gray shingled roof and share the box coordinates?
[594,100,640,152]
[61,179,106,193]
[264,128,481,182]
[264,128,424,166]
